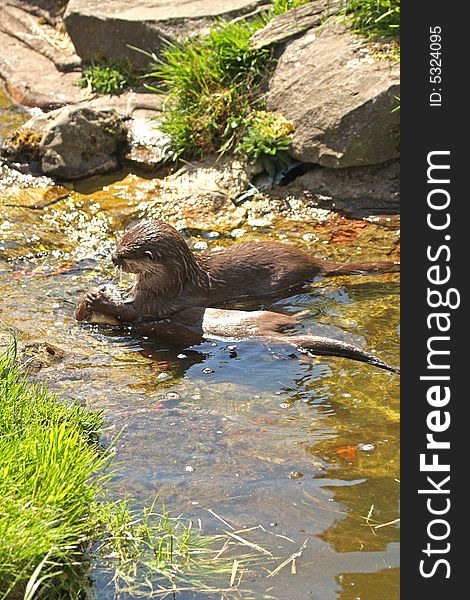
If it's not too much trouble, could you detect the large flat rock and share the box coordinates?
[0,30,85,109]
[64,0,267,66]
[266,25,400,168]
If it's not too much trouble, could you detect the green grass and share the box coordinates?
[0,342,257,598]
[0,341,108,597]
[344,0,400,40]
[144,0,399,164]
[145,0,308,163]
[77,58,141,95]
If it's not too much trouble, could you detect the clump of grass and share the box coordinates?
[147,19,272,159]
[0,342,108,597]
[146,0,308,163]
[0,342,263,598]
[344,0,400,42]
[94,499,251,596]
[77,57,141,94]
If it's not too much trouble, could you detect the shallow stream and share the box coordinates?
[0,86,399,599]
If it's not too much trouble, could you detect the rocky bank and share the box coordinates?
[0,0,400,222]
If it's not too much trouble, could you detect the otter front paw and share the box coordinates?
[75,285,119,322]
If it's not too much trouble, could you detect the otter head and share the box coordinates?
[112,220,204,294]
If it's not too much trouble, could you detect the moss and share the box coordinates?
[1,129,43,161]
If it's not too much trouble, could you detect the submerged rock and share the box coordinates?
[267,24,400,168]
[2,106,129,179]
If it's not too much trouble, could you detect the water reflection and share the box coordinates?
[0,218,399,597]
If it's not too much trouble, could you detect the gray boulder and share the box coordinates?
[266,25,400,168]
[278,161,400,217]
[64,0,267,67]
[3,106,128,179]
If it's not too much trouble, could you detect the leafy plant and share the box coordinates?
[145,0,308,163]
[236,111,294,173]
[77,58,140,94]
[344,0,400,39]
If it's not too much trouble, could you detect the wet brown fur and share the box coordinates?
[77,219,399,321]
[75,220,399,373]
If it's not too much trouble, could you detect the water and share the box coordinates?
[0,88,399,599]
[0,84,28,143]
[0,243,399,600]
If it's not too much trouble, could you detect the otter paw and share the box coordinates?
[84,286,114,310]
[75,299,92,322]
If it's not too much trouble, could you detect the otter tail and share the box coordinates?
[320,259,400,276]
[273,334,399,373]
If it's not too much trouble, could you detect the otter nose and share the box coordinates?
[111,255,121,267]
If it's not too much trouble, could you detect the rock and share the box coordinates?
[249,0,342,49]
[141,156,248,230]
[276,161,400,216]
[0,29,85,109]
[0,2,86,109]
[64,0,268,67]
[266,24,400,168]
[2,106,129,179]
[0,2,81,72]
[124,115,172,170]
[19,341,66,373]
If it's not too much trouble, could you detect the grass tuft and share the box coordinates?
[0,342,265,598]
[0,342,108,597]
[77,58,141,95]
[344,0,400,55]
[145,0,309,164]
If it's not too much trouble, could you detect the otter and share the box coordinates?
[76,301,399,373]
[77,219,399,321]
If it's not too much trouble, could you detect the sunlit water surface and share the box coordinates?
[0,86,399,599]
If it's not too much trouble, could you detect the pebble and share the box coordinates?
[202,367,214,374]
[177,353,188,359]
[357,443,375,452]
[166,392,180,400]
[185,465,195,472]
[288,471,304,479]
[156,372,171,381]
[231,228,246,238]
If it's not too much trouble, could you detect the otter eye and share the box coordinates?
[144,251,154,259]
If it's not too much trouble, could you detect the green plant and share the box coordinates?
[236,111,294,174]
[344,0,400,39]
[147,19,272,159]
[145,0,307,162]
[0,342,262,598]
[0,342,108,597]
[77,58,140,95]
[271,0,311,15]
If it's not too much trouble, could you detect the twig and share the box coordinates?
[267,539,307,577]
[225,531,273,556]
[229,559,238,587]
[374,518,400,530]
[206,508,236,531]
